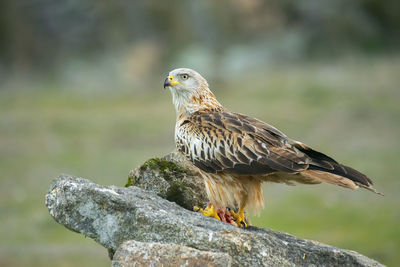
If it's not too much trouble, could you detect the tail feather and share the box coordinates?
[293,142,383,195]
[300,169,358,190]
[307,164,372,188]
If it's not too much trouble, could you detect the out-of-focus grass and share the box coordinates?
[0,56,399,266]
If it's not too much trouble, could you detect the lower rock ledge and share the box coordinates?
[46,174,383,267]
[112,240,232,267]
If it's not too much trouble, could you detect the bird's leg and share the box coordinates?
[193,203,220,220]
[230,197,248,228]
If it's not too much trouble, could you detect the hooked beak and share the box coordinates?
[163,75,181,89]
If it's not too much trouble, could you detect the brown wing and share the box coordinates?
[176,110,310,175]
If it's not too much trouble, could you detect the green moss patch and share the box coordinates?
[125,158,187,187]
[141,158,187,178]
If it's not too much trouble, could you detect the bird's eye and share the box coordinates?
[181,74,189,80]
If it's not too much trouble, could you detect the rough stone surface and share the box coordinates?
[46,174,383,267]
[126,152,208,210]
[112,240,232,267]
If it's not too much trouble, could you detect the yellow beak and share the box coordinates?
[163,75,182,88]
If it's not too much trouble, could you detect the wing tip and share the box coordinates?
[356,182,384,196]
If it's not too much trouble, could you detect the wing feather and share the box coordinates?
[176,110,309,175]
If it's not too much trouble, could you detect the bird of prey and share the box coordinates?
[163,68,381,227]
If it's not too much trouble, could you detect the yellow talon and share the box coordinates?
[230,206,248,228]
[193,204,220,220]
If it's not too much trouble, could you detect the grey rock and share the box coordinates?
[46,174,383,267]
[112,240,232,267]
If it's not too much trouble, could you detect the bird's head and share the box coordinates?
[164,68,222,114]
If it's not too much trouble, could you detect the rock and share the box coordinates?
[46,173,383,267]
[126,152,208,210]
[112,240,232,267]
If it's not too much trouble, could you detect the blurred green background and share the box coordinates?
[0,0,399,266]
